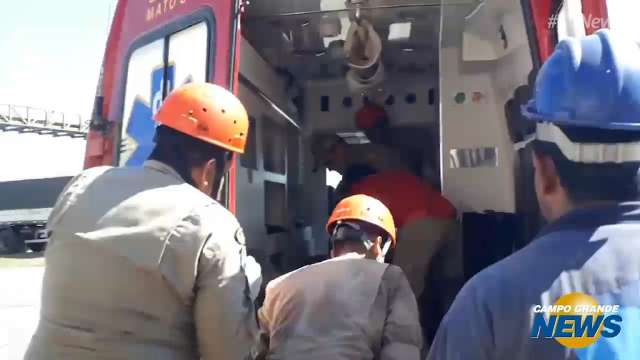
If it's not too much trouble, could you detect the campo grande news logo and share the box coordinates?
[530,292,623,349]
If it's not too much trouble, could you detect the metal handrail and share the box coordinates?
[0,104,89,138]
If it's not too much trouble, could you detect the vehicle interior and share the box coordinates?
[234,0,543,339]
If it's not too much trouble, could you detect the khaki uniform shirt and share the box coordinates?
[254,254,422,360]
[25,160,261,360]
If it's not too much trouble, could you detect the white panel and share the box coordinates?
[236,83,270,252]
[557,0,586,41]
[440,47,515,212]
[440,0,532,213]
[389,22,412,41]
[120,39,164,166]
[463,2,530,61]
[607,0,640,43]
[240,37,291,115]
[168,22,209,87]
[236,83,289,278]
[304,74,438,134]
[237,79,329,262]
[462,3,499,61]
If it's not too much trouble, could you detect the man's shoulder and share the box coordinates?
[378,263,414,298]
[69,165,114,187]
[381,263,406,282]
[121,166,240,234]
[264,264,309,296]
[190,196,234,217]
[127,164,231,220]
[80,165,114,177]
[267,257,389,292]
[53,166,115,203]
[266,259,328,290]
[187,199,240,239]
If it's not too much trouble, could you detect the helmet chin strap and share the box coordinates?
[378,239,392,262]
[362,235,391,263]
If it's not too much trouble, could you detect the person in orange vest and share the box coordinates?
[253,194,422,359]
[25,83,261,360]
[312,102,459,354]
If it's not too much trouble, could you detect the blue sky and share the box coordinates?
[0,0,116,181]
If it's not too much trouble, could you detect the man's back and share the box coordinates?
[428,203,640,360]
[349,170,455,228]
[26,160,256,359]
[257,254,422,360]
[349,170,457,302]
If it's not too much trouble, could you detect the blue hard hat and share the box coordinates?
[522,29,640,130]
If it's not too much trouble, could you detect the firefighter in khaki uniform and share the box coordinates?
[253,194,423,359]
[25,83,261,360]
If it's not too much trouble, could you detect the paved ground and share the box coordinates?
[0,254,44,360]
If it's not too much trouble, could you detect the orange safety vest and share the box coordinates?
[349,170,456,228]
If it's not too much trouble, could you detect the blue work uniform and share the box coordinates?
[427,203,640,360]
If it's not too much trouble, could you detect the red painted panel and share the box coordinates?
[528,0,609,63]
[83,0,129,169]
[228,157,238,214]
[582,0,609,34]
[228,5,242,214]
[530,0,556,62]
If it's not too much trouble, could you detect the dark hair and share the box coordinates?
[148,126,231,186]
[532,125,640,204]
[331,231,366,255]
[331,221,389,255]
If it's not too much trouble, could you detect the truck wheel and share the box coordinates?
[0,229,26,254]
[27,243,46,253]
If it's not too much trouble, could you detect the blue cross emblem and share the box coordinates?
[124,64,176,166]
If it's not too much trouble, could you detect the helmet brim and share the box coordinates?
[521,101,640,131]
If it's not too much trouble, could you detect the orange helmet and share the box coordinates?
[155,82,249,154]
[327,194,396,246]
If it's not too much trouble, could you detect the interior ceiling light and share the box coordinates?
[337,131,371,144]
[388,22,412,41]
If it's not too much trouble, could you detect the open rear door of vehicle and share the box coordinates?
[84,0,243,209]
